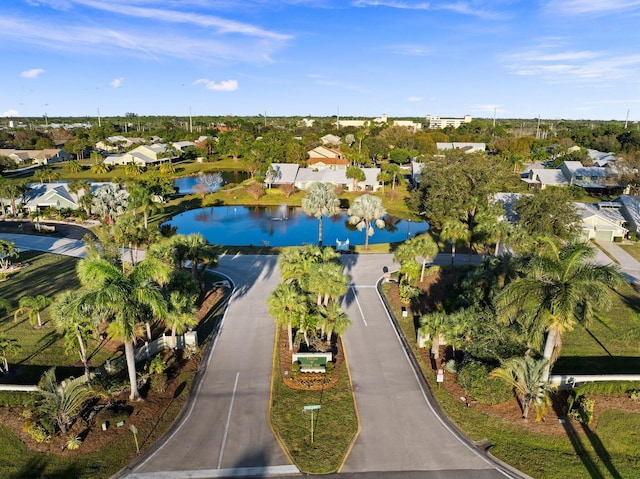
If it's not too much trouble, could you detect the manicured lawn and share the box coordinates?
[270,330,358,474]
[0,251,121,384]
[382,278,640,479]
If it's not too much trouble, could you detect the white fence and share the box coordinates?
[549,374,640,390]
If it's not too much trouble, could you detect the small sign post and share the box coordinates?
[436,369,444,388]
[303,405,321,443]
[130,424,139,454]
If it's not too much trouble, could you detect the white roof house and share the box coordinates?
[105,144,171,167]
[436,142,486,153]
[521,168,570,189]
[267,163,381,192]
[575,202,628,241]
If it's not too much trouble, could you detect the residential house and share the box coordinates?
[426,115,472,129]
[307,146,348,170]
[95,136,145,152]
[320,134,341,146]
[492,192,628,241]
[0,148,72,166]
[436,142,486,153]
[1,181,111,214]
[575,202,628,241]
[267,163,381,192]
[105,143,172,167]
[522,160,626,195]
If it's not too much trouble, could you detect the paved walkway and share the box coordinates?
[593,241,640,284]
[0,232,87,258]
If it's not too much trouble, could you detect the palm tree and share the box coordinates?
[164,291,198,348]
[495,240,624,380]
[301,182,340,247]
[412,234,439,281]
[0,335,20,374]
[307,262,349,307]
[37,368,93,434]
[90,161,110,175]
[128,185,160,230]
[15,295,52,328]
[125,164,143,176]
[347,194,387,250]
[490,356,553,421]
[0,239,18,271]
[68,179,91,198]
[440,219,470,264]
[77,256,169,401]
[318,301,351,341]
[346,165,366,191]
[267,282,306,351]
[180,234,218,281]
[52,292,99,381]
[384,163,400,190]
[64,160,83,173]
[418,310,450,360]
[0,180,27,217]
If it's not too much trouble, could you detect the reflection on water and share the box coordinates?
[173,171,249,194]
[165,205,429,247]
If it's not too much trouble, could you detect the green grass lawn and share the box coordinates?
[382,279,640,479]
[0,251,122,384]
[270,332,358,474]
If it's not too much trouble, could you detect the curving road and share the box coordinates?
[119,253,522,479]
[0,230,529,478]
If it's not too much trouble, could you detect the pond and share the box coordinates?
[165,205,429,247]
[173,171,249,194]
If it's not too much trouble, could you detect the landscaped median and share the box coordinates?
[269,328,359,474]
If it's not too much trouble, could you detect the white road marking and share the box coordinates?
[126,464,300,478]
[218,372,239,469]
[348,286,367,327]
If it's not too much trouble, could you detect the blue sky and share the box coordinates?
[1,0,640,121]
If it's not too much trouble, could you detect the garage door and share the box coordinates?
[595,230,614,241]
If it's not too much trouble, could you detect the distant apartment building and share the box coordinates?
[336,114,422,131]
[425,115,472,129]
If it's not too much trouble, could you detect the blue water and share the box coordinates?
[173,171,249,194]
[165,205,429,247]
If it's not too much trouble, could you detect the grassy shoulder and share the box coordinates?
[270,328,359,474]
[381,279,640,479]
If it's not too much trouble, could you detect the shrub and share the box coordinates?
[324,362,335,376]
[289,362,300,378]
[568,395,595,425]
[445,359,458,374]
[0,391,36,407]
[150,373,168,393]
[457,359,513,405]
[398,281,421,304]
[614,236,622,243]
[66,435,82,450]
[25,421,51,443]
[575,381,640,396]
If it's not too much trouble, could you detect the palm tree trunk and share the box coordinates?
[364,220,370,250]
[431,333,440,359]
[124,340,140,401]
[77,332,90,381]
[144,211,149,230]
[2,357,8,373]
[36,312,43,328]
[420,259,426,282]
[172,326,177,349]
[522,397,531,420]
[287,321,293,351]
[318,217,323,247]
[451,244,456,264]
[542,328,560,382]
[145,322,152,341]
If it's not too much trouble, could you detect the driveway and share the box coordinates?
[593,241,640,284]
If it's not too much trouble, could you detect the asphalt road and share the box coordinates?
[119,253,518,479]
[121,255,298,479]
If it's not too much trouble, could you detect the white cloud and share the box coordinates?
[111,77,124,88]
[2,109,19,117]
[0,17,282,64]
[193,78,239,91]
[20,68,45,78]
[543,0,640,16]
[51,0,291,41]
[503,46,640,84]
[406,96,422,102]
[388,44,432,56]
[352,0,507,19]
